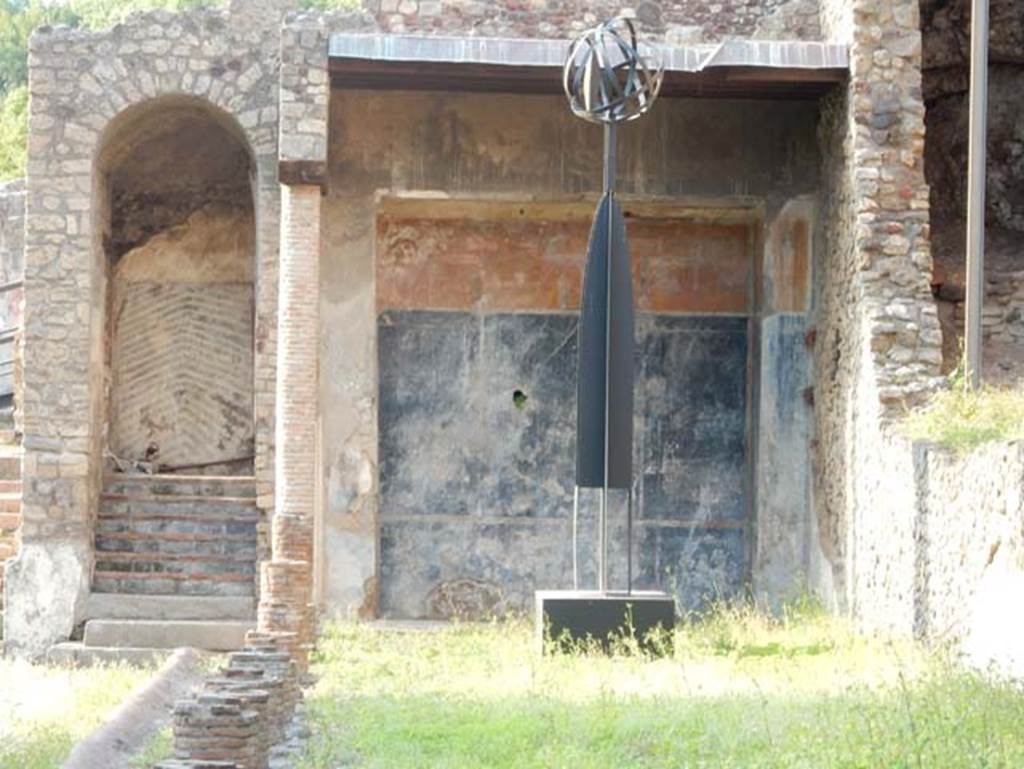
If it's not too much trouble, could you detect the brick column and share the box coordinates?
[257,183,320,664]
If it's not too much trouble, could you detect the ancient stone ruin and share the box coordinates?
[0,4,1022,755]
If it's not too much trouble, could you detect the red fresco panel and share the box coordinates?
[377,215,750,314]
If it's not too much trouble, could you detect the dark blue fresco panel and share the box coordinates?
[637,526,746,609]
[378,311,480,516]
[637,315,748,522]
[378,311,577,519]
[377,310,750,615]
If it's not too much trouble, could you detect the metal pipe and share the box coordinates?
[572,485,580,589]
[626,489,633,595]
[599,121,616,593]
[965,0,990,389]
[603,121,616,194]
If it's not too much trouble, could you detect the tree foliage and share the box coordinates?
[0,0,222,181]
[0,84,27,181]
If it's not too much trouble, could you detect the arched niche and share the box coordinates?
[96,96,257,475]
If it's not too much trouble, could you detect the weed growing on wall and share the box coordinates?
[905,365,1024,452]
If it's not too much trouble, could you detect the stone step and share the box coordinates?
[94,551,257,577]
[99,494,259,518]
[95,532,257,558]
[86,593,255,621]
[0,480,21,494]
[93,571,255,596]
[83,619,254,651]
[0,493,19,513]
[0,511,19,531]
[96,515,258,538]
[47,641,173,667]
[104,474,256,499]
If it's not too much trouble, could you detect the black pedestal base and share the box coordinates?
[535,589,675,655]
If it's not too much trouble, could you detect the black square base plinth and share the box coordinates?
[535,590,676,655]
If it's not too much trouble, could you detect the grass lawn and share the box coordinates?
[0,657,155,769]
[300,604,1024,768]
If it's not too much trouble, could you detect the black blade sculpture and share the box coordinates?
[564,17,663,594]
[576,193,633,492]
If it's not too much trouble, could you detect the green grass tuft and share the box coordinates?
[299,604,1024,768]
[904,367,1024,452]
[0,657,155,769]
[129,725,173,768]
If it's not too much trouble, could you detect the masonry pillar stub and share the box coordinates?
[258,182,321,661]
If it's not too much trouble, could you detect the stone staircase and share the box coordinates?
[94,473,259,596]
[58,473,261,660]
[0,433,21,640]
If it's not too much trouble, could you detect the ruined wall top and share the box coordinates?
[354,0,822,42]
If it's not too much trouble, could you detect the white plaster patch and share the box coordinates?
[324,527,375,617]
[3,541,89,656]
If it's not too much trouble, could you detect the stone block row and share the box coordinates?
[155,632,301,769]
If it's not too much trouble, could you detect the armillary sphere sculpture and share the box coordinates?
[565,17,664,595]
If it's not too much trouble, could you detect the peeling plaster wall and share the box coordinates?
[376,216,752,614]
[323,88,821,618]
[109,204,256,469]
[753,196,817,608]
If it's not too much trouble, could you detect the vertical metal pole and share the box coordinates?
[965,0,990,389]
[599,121,616,594]
[572,486,580,590]
[626,489,633,595]
[603,120,616,194]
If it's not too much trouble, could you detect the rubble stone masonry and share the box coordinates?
[3,2,282,654]
[815,0,944,627]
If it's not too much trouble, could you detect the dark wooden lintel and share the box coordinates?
[278,159,328,192]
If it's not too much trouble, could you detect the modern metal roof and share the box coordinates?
[328,33,848,99]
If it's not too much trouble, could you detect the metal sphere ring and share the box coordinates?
[563,17,665,125]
